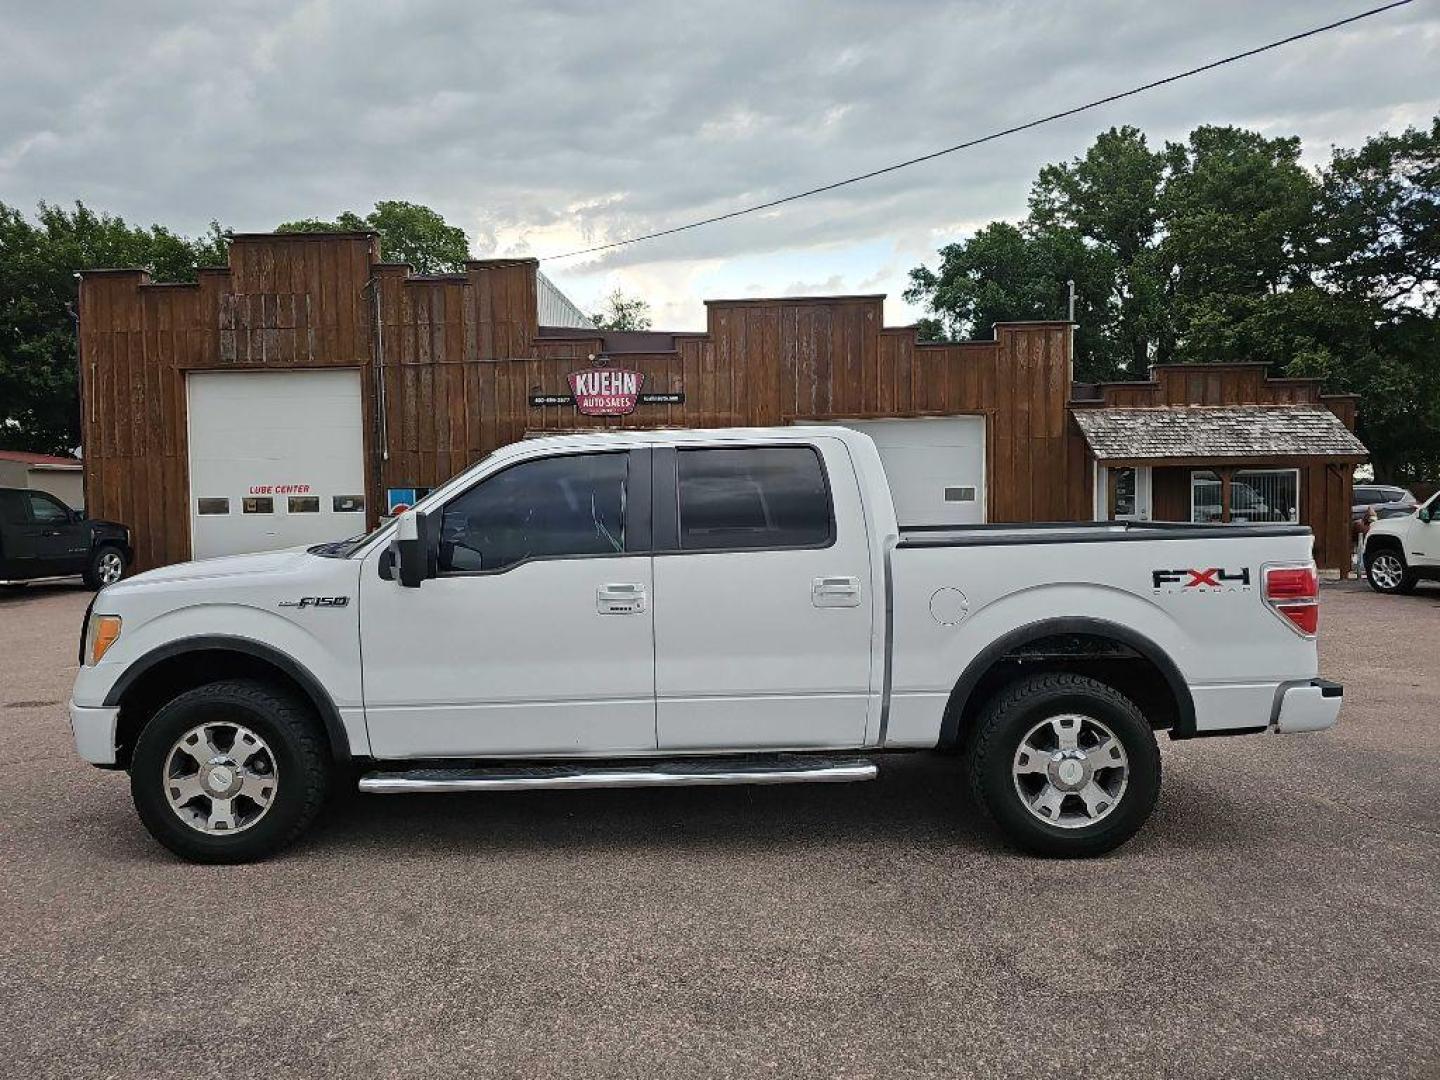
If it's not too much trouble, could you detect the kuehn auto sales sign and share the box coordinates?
[529,364,684,415]
[569,368,644,416]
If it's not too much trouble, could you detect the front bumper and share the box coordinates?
[69,700,121,766]
[1272,678,1343,734]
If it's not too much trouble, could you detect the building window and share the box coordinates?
[677,446,832,552]
[288,496,320,513]
[197,498,229,515]
[1234,469,1300,523]
[243,497,274,514]
[333,495,365,513]
[944,486,977,503]
[1190,469,1300,524]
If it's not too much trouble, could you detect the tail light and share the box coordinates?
[1264,564,1319,637]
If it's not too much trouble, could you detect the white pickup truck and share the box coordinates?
[70,426,1343,863]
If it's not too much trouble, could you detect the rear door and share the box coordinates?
[652,439,874,750]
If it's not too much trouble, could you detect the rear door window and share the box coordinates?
[676,446,832,551]
[0,489,27,525]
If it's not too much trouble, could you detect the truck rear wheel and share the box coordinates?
[129,679,331,863]
[967,673,1160,857]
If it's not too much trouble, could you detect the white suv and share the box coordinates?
[1363,492,1440,594]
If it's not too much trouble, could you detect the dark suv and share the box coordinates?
[1352,484,1418,535]
[0,487,133,589]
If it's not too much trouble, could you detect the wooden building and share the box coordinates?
[77,231,1366,573]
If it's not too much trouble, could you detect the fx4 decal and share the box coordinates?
[278,596,351,609]
[1152,567,1251,592]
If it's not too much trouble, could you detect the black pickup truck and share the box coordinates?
[0,487,132,589]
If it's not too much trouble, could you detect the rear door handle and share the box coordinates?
[597,582,647,615]
[812,575,861,608]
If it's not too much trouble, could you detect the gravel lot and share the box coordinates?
[2,578,1437,1079]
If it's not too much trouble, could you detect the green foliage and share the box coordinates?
[590,287,653,332]
[907,119,1440,480]
[277,200,469,274]
[0,201,228,455]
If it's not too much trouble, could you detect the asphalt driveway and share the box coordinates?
[1,578,1437,1079]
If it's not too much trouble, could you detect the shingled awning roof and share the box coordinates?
[1072,405,1368,462]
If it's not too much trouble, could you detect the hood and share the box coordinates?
[117,546,319,588]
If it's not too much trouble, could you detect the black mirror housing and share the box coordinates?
[396,509,436,588]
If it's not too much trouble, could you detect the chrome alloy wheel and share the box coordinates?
[97,550,124,585]
[1012,713,1129,829]
[1369,552,1405,590]
[163,722,278,835]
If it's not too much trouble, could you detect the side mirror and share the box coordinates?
[393,509,436,588]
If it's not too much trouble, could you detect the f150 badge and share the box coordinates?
[278,596,351,609]
[1152,568,1251,593]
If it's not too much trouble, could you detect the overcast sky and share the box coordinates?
[2,0,1437,329]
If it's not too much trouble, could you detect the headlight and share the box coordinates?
[84,614,122,666]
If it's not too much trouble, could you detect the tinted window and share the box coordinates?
[0,490,26,525]
[439,452,627,573]
[1353,488,1380,505]
[197,498,229,515]
[677,446,831,551]
[27,492,70,523]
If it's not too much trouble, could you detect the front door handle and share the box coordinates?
[812,575,861,608]
[597,582,647,615]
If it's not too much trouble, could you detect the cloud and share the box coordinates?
[2,0,1436,330]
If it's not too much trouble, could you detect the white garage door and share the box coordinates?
[187,370,366,560]
[825,416,986,526]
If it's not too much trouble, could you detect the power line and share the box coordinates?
[541,0,1415,262]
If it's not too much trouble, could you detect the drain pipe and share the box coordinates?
[363,277,389,463]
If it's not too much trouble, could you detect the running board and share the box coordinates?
[358,756,878,794]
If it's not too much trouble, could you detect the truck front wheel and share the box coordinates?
[967,673,1161,857]
[129,679,332,863]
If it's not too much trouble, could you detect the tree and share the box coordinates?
[0,201,227,455]
[277,200,469,273]
[906,117,1440,481]
[1298,118,1440,481]
[590,287,652,331]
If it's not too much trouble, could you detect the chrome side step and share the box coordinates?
[358,755,878,794]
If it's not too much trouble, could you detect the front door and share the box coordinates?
[1413,494,1440,567]
[360,449,657,759]
[652,439,875,750]
[23,490,89,572]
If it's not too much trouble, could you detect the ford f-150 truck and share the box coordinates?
[69,427,1343,863]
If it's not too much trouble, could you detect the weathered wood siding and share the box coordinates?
[80,231,1358,573]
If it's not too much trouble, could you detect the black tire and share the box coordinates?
[129,679,332,863]
[967,672,1161,858]
[1364,544,1417,595]
[82,544,127,589]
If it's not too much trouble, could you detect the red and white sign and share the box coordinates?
[568,368,645,417]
